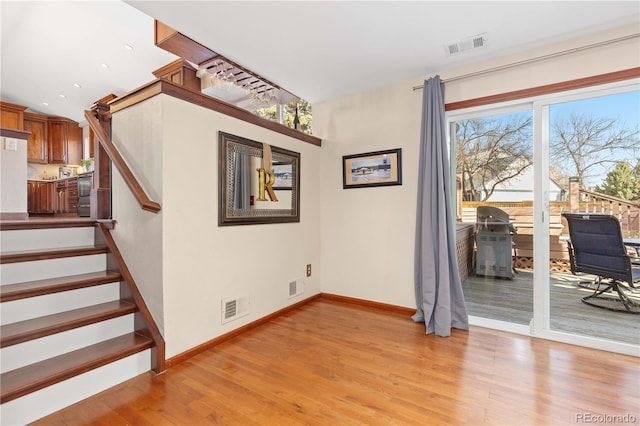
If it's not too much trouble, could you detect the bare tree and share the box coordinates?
[455,115,533,201]
[550,114,640,188]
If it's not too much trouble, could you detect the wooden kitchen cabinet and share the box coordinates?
[67,177,79,214]
[54,177,78,214]
[0,101,27,130]
[67,125,82,166]
[27,181,37,213]
[37,181,55,214]
[27,180,55,214]
[47,117,82,165]
[4,100,83,165]
[48,118,68,164]
[23,112,48,163]
[55,180,67,213]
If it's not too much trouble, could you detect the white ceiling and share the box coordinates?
[0,1,177,123]
[2,1,638,124]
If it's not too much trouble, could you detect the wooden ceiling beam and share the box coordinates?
[154,20,217,65]
[154,20,300,106]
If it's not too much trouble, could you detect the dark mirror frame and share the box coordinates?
[218,131,301,226]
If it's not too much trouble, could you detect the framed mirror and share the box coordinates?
[218,132,300,226]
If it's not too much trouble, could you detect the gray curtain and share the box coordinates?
[412,76,469,336]
[232,152,251,210]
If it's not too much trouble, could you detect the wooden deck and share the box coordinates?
[463,269,640,345]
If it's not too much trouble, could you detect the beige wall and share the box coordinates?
[1,136,28,215]
[110,96,165,334]
[442,24,639,104]
[315,81,423,307]
[111,94,321,358]
[313,24,639,309]
[108,24,638,357]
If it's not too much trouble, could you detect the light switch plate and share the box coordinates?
[4,139,17,151]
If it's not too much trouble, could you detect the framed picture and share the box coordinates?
[342,148,402,189]
[272,163,293,190]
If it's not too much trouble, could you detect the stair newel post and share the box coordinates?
[90,102,112,220]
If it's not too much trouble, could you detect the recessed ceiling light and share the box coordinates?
[59,94,66,98]
[42,102,49,106]
[73,83,82,88]
[124,44,134,51]
[101,63,109,69]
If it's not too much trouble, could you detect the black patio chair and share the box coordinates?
[565,239,603,290]
[562,213,640,314]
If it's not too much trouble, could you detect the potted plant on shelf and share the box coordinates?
[80,158,94,172]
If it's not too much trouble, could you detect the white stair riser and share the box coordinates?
[0,254,106,285]
[0,349,151,426]
[0,227,153,425]
[0,282,120,325]
[1,315,135,372]
[0,227,95,252]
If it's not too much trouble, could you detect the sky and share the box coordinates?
[550,90,640,129]
[550,90,640,187]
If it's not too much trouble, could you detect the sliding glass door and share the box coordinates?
[449,79,640,353]
[539,88,640,346]
[451,105,534,327]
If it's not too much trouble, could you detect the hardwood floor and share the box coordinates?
[34,299,639,425]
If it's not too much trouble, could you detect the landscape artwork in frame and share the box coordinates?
[342,148,402,189]
[272,163,293,190]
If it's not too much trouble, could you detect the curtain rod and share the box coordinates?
[412,33,639,90]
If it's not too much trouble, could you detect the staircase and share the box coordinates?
[0,218,162,425]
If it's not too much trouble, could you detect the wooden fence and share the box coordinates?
[461,196,639,272]
[571,186,639,238]
[456,175,640,272]
[461,202,569,270]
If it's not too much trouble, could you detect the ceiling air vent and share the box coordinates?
[446,34,487,56]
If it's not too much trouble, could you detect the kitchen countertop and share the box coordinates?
[28,172,92,182]
[28,176,79,182]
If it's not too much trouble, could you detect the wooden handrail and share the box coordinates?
[84,110,161,213]
[579,188,640,208]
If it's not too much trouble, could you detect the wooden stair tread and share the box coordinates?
[0,271,123,302]
[1,300,137,348]
[0,245,109,264]
[0,218,99,231]
[0,332,153,404]
[0,245,108,264]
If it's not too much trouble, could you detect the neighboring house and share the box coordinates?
[481,162,565,202]
[461,154,565,202]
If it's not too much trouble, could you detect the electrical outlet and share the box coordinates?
[306,264,312,277]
